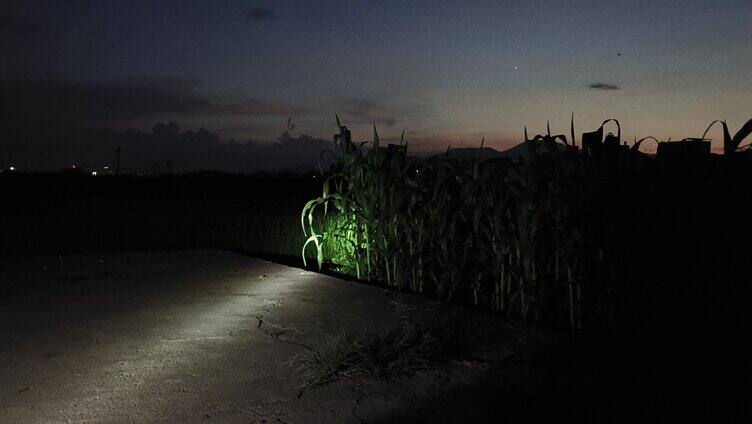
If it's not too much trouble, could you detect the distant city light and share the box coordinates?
[9,166,15,171]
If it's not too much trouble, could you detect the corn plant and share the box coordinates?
[302,116,599,331]
[302,114,752,333]
[702,118,752,155]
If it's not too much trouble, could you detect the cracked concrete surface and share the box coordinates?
[0,249,535,423]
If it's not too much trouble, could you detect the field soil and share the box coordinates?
[0,250,747,423]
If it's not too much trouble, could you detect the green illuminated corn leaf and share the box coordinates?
[302,232,324,269]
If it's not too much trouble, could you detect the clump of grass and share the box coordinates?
[356,322,440,379]
[292,307,482,387]
[293,328,365,387]
[292,324,439,387]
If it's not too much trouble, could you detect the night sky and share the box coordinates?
[3,0,751,153]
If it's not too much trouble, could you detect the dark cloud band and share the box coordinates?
[0,16,40,35]
[588,83,620,90]
[0,78,306,135]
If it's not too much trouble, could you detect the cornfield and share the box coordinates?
[302,116,752,332]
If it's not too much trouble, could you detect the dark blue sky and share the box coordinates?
[3,0,751,152]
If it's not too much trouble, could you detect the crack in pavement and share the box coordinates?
[350,386,366,424]
[351,399,365,424]
[249,312,313,351]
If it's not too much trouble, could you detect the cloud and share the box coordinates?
[332,95,435,128]
[0,78,307,136]
[203,100,308,118]
[245,8,276,20]
[1,78,208,124]
[588,82,620,90]
[0,16,40,35]
[345,97,398,126]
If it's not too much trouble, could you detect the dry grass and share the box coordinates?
[292,305,484,387]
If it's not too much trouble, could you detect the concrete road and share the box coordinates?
[0,250,531,423]
[4,250,741,423]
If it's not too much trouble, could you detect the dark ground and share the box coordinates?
[0,172,319,259]
[1,250,749,423]
[1,172,751,422]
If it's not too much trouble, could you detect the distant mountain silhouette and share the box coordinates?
[435,142,569,160]
[434,147,506,159]
[498,141,569,158]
